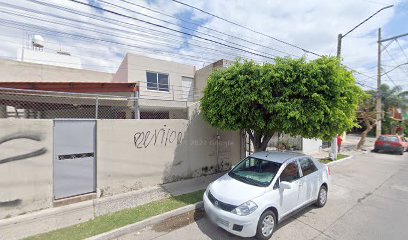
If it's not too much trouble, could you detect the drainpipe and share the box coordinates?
[95,96,99,119]
[134,90,140,119]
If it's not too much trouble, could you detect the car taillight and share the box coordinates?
[375,141,384,146]
[390,142,402,147]
[327,166,331,176]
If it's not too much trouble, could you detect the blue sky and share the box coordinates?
[0,0,406,89]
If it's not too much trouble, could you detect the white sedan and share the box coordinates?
[203,151,330,239]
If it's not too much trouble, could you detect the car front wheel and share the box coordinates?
[256,210,276,240]
[315,185,328,208]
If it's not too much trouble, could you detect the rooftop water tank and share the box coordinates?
[32,35,45,48]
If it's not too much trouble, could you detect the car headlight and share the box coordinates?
[231,201,258,216]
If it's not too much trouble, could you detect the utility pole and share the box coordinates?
[376,28,382,138]
[330,33,343,160]
[375,30,408,136]
[337,34,342,58]
[329,5,392,160]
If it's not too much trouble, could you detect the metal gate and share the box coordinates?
[53,120,96,199]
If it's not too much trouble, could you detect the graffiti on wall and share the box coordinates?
[134,127,183,149]
[0,133,47,165]
[0,132,47,210]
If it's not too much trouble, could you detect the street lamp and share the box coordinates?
[330,4,393,160]
[336,5,393,58]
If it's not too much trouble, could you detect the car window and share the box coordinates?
[280,162,300,182]
[299,158,318,177]
[378,136,399,142]
[229,157,281,187]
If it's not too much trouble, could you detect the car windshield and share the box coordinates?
[379,136,399,142]
[228,157,281,187]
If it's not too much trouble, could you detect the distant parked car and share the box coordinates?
[373,135,408,155]
[203,151,331,240]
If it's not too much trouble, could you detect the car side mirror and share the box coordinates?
[280,181,292,189]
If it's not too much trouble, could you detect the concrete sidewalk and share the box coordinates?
[309,134,375,160]
[0,173,223,240]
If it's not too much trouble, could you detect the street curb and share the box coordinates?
[326,155,353,166]
[86,201,204,240]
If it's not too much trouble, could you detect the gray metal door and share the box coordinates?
[53,120,96,199]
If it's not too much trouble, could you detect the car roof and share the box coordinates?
[249,151,306,164]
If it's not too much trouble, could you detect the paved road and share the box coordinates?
[120,151,408,240]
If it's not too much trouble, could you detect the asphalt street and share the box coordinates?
[120,150,408,240]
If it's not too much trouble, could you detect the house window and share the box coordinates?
[146,72,169,91]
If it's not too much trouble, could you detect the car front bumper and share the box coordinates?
[203,192,259,238]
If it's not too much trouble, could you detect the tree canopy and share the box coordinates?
[201,57,365,151]
[367,84,408,134]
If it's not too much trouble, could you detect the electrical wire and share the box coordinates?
[383,46,408,76]
[0,7,245,64]
[169,0,322,56]
[384,70,398,87]
[0,0,378,91]
[67,0,278,60]
[116,0,299,57]
[15,0,266,63]
[97,0,289,59]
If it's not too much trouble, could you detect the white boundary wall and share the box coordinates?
[0,116,242,218]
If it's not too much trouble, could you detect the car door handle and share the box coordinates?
[299,182,304,187]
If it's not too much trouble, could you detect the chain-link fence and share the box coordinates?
[0,87,197,120]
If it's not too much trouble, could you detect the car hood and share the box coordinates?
[209,173,266,206]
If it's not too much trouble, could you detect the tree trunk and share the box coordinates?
[357,122,376,150]
[247,130,273,152]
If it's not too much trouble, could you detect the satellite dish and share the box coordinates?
[32,35,45,48]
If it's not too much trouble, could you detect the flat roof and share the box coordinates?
[250,151,305,164]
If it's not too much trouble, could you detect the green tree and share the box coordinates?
[201,57,364,152]
[356,92,376,149]
[373,84,408,134]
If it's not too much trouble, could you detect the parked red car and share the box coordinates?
[373,135,408,155]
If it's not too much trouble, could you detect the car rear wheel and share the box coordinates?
[315,185,328,208]
[256,210,276,240]
[373,149,379,152]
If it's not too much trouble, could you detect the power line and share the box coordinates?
[0,20,373,89]
[396,39,408,62]
[384,71,398,87]
[0,6,247,64]
[383,46,408,76]
[0,18,226,65]
[0,33,228,76]
[170,0,322,56]
[0,28,376,92]
[97,0,280,60]
[67,0,278,61]
[21,0,372,78]
[114,0,298,57]
[0,0,375,90]
[381,62,408,76]
[18,0,266,62]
